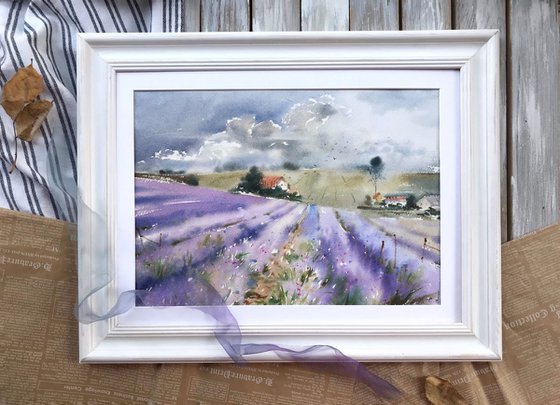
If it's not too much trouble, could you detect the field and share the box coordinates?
[138,169,439,213]
[135,177,440,306]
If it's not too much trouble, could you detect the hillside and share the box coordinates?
[136,169,440,213]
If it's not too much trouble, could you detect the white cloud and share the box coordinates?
[138,139,285,173]
[252,120,281,138]
[282,94,344,134]
[137,91,439,174]
[226,116,255,141]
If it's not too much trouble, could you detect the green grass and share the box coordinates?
[385,288,436,305]
[234,252,249,263]
[283,250,300,264]
[199,233,224,248]
[144,258,172,279]
[329,276,367,305]
[240,263,320,305]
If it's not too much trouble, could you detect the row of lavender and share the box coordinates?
[135,178,440,306]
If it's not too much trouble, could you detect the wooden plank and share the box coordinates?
[401,0,452,30]
[508,0,560,238]
[454,0,508,242]
[183,0,201,32]
[201,0,250,32]
[301,0,349,31]
[349,0,399,30]
[252,0,300,31]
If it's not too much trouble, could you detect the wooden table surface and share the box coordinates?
[179,0,560,242]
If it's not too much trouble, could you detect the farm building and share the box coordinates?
[383,194,408,207]
[260,175,290,192]
[417,195,440,211]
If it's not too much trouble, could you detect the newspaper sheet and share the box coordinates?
[1,208,559,404]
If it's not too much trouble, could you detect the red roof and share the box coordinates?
[260,175,285,189]
[385,195,407,201]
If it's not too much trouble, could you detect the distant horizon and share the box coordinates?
[134,163,441,175]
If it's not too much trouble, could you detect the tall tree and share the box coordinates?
[369,156,384,193]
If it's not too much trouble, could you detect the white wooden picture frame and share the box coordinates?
[77,31,501,363]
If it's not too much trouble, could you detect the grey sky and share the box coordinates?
[134,89,439,174]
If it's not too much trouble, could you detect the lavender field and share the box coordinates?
[135,178,440,306]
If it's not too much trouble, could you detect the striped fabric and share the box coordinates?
[0,0,184,222]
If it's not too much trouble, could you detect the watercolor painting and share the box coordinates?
[134,90,441,306]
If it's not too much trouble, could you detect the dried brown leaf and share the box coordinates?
[0,64,44,120]
[14,99,53,141]
[425,376,467,405]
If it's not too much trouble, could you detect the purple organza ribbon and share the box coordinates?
[46,139,401,401]
[76,273,400,401]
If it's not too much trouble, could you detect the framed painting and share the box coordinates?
[77,31,501,362]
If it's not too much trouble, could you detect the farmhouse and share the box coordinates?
[383,193,408,207]
[417,195,440,211]
[260,175,290,192]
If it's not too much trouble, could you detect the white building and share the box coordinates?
[417,195,440,211]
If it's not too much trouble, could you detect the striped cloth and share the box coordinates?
[0,0,184,222]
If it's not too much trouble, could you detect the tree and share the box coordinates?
[237,166,264,193]
[235,166,301,201]
[405,194,418,210]
[282,161,300,170]
[183,174,199,186]
[368,156,385,193]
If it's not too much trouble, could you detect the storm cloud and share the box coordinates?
[135,90,439,174]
